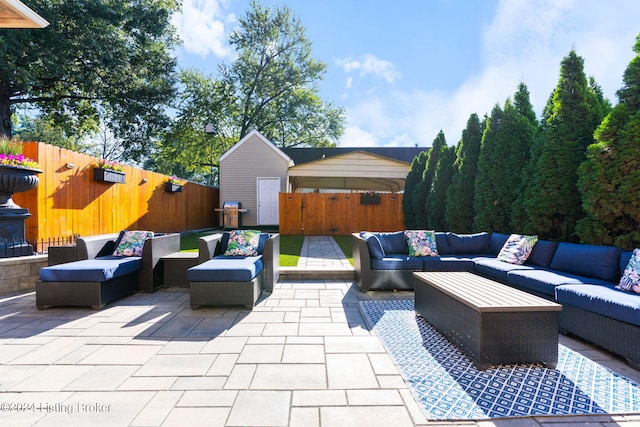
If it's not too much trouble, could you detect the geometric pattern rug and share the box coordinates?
[359,299,640,420]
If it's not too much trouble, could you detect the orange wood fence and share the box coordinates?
[13,142,219,243]
[279,192,405,235]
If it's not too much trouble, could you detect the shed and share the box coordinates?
[218,130,293,227]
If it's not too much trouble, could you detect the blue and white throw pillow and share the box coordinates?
[497,234,538,265]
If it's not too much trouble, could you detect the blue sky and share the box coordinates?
[172,0,640,148]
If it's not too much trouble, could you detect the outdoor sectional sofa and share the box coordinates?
[187,231,280,309]
[352,231,640,368]
[36,231,180,309]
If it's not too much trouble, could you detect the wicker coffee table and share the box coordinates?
[414,271,561,369]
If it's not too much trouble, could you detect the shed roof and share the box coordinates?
[219,129,293,165]
[287,150,411,193]
[0,0,49,28]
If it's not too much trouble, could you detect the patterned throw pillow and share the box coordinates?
[497,234,538,265]
[405,230,438,257]
[112,230,154,257]
[224,229,261,256]
[618,248,640,294]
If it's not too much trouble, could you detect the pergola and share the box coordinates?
[287,150,410,193]
[0,0,48,28]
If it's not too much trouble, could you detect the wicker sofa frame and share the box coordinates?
[352,231,640,369]
[189,233,280,309]
[36,232,180,310]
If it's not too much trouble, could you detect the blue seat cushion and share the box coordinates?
[507,269,614,298]
[187,255,264,282]
[370,255,423,270]
[446,232,490,255]
[375,231,408,255]
[555,284,640,327]
[360,232,385,259]
[488,233,511,256]
[526,240,559,268]
[39,256,142,282]
[421,255,476,272]
[549,242,622,282]
[434,232,450,255]
[474,257,534,282]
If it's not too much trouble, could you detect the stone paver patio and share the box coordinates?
[0,236,638,426]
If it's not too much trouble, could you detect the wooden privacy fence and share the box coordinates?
[279,192,405,235]
[13,142,219,243]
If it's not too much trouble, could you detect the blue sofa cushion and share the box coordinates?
[507,268,614,298]
[187,256,264,282]
[375,231,408,255]
[526,239,558,268]
[39,256,142,282]
[549,243,623,282]
[421,256,476,272]
[474,258,534,282]
[488,233,510,256]
[555,284,640,327]
[446,232,490,255]
[361,232,385,259]
[370,255,423,270]
[435,232,450,255]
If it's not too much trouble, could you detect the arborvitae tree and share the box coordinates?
[446,114,483,233]
[402,151,428,228]
[473,104,505,231]
[427,145,456,230]
[523,50,610,241]
[508,83,538,231]
[577,34,640,248]
[414,131,446,228]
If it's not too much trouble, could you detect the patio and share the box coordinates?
[0,236,639,426]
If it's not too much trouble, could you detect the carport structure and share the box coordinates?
[286,150,412,193]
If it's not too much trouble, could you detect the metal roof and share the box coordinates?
[280,146,428,166]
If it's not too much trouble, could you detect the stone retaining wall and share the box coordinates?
[0,255,47,294]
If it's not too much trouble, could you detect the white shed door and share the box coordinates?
[257,177,280,225]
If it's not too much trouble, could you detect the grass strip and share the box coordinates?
[279,234,304,266]
[332,235,354,265]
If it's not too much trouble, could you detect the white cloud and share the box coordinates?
[338,0,639,148]
[341,126,379,147]
[337,54,401,84]
[172,0,235,57]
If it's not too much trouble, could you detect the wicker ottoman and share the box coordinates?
[414,271,561,369]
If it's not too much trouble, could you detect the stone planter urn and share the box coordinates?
[0,165,42,257]
[0,165,42,209]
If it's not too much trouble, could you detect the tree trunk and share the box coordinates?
[0,88,13,138]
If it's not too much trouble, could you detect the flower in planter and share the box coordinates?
[166,175,183,185]
[0,138,40,169]
[96,158,124,172]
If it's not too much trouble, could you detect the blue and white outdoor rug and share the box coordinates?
[359,299,640,420]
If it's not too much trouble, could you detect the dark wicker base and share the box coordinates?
[35,272,139,310]
[559,304,640,369]
[190,272,264,310]
[415,273,559,369]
